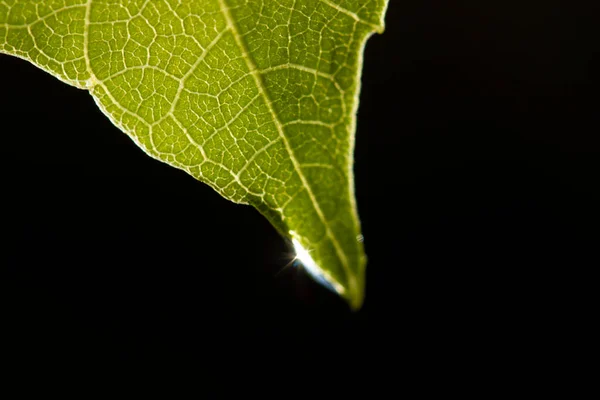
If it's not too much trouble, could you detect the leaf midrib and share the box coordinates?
[218,0,356,293]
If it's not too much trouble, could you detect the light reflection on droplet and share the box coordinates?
[290,232,345,295]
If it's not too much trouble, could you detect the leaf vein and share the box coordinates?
[219,0,354,289]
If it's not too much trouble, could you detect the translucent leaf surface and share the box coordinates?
[0,0,388,309]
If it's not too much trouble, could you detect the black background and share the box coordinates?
[1,0,598,387]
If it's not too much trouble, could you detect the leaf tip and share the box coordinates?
[343,261,366,312]
[346,283,365,312]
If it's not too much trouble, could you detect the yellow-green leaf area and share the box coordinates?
[0,0,389,309]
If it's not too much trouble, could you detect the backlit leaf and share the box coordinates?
[0,0,389,309]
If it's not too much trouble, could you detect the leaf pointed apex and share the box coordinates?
[0,0,389,308]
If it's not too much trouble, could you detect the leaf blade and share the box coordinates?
[0,0,389,308]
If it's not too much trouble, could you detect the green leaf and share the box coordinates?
[0,0,388,309]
